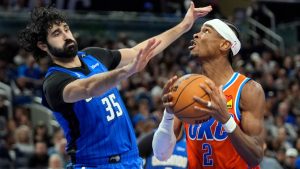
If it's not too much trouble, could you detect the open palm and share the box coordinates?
[182,2,212,32]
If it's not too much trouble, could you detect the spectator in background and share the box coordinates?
[28,141,49,169]
[14,105,31,127]
[0,132,19,169]
[285,148,298,169]
[48,154,63,169]
[246,0,272,39]
[276,147,288,169]
[16,52,44,95]
[33,121,51,146]
[14,125,34,168]
[48,138,69,168]
[14,125,34,155]
[0,95,8,120]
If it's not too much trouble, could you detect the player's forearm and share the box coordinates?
[152,109,177,161]
[133,22,188,56]
[64,66,132,102]
[228,126,264,167]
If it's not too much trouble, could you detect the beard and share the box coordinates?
[47,39,78,59]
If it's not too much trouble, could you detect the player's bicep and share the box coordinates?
[240,80,265,137]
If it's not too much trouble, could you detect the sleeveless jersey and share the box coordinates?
[184,72,260,169]
[43,52,138,165]
[145,132,188,169]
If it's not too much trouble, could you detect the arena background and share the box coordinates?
[0,0,299,168]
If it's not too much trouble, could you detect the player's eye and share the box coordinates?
[53,31,60,37]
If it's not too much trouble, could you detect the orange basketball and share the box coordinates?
[170,74,211,124]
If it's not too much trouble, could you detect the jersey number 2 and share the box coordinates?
[202,143,213,166]
[101,94,123,121]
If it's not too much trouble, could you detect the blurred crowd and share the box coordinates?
[0,0,224,18]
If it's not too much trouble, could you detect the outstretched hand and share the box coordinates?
[182,2,212,32]
[127,39,161,75]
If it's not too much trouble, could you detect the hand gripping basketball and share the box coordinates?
[164,74,212,124]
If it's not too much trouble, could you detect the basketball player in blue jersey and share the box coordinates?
[18,3,212,169]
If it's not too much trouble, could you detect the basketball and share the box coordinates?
[170,74,211,124]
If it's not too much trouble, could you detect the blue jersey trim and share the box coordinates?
[223,72,238,91]
[45,66,86,79]
[235,77,251,121]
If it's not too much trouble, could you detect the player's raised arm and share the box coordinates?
[152,76,182,161]
[116,2,212,69]
[63,39,159,103]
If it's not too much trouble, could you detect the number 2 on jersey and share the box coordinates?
[202,143,213,166]
[101,94,123,121]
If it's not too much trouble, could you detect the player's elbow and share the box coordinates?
[152,138,174,161]
[248,158,263,168]
[247,149,264,167]
[153,151,171,161]
[152,130,176,161]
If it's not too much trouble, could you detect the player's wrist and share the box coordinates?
[164,109,174,120]
[222,116,237,133]
[158,109,174,132]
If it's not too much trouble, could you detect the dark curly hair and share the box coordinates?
[18,6,67,61]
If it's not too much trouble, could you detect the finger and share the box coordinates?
[162,93,173,102]
[164,102,174,108]
[193,96,209,107]
[197,13,209,17]
[194,5,212,12]
[204,79,216,90]
[194,106,213,114]
[190,1,195,10]
[148,40,161,53]
[199,83,212,95]
[162,76,178,93]
[196,11,210,16]
[144,39,156,51]
[219,85,226,101]
[143,40,160,57]
[136,49,143,62]
[146,51,154,62]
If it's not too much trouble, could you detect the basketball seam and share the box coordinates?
[173,76,203,110]
[174,94,207,115]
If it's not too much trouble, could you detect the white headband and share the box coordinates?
[204,19,241,55]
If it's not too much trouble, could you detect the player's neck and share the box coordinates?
[201,57,234,87]
[53,55,81,68]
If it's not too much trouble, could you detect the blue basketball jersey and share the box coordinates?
[145,132,188,169]
[43,52,138,165]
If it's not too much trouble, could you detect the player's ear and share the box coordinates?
[37,41,48,52]
[219,40,231,53]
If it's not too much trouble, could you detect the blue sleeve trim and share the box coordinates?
[235,78,251,121]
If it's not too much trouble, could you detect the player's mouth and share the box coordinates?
[188,40,196,50]
[66,42,75,47]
